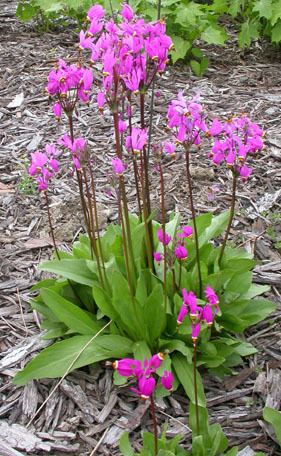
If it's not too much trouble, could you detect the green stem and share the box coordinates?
[184,145,202,298]
[193,342,200,435]
[150,395,158,456]
[218,171,237,267]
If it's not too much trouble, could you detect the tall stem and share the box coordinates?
[159,163,167,313]
[218,171,237,267]
[150,395,158,456]
[45,191,60,259]
[193,343,200,435]
[184,146,202,297]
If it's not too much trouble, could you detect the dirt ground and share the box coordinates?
[1,1,281,455]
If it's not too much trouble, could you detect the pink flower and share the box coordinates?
[148,352,164,371]
[121,3,134,21]
[209,118,223,136]
[182,289,198,318]
[153,252,162,263]
[113,358,142,377]
[174,245,188,260]
[112,157,125,175]
[163,141,176,157]
[97,92,105,111]
[118,119,127,133]
[177,225,193,239]
[191,323,201,345]
[157,228,171,246]
[161,371,174,391]
[202,305,214,326]
[136,375,156,399]
[87,4,105,21]
[52,102,62,120]
[239,165,252,181]
[125,128,148,155]
[177,304,188,325]
[205,286,219,306]
[29,152,48,175]
[79,30,93,50]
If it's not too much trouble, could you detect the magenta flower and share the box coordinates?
[163,141,176,157]
[121,3,134,21]
[97,92,105,111]
[205,286,219,306]
[177,304,188,325]
[113,358,142,377]
[177,225,193,239]
[153,252,162,264]
[29,152,48,175]
[209,118,223,136]
[239,164,252,181]
[157,228,171,246]
[149,352,164,370]
[52,102,62,120]
[182,289,199,318]
[28,147,59,192]
[87,4,105,21]
[161,371,174,391]
[125,128,148,155]
[202,305,214,327]
[191,323,201,345]
[174,245,188,260]
[118,119,127,133]
[112,157,125,175]
[135,375,156,399]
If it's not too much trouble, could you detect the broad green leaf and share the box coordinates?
[16,2,38,21]
[40,288,102,334]
[133,340,151,361]
[271,19,281,42]
[92,282,119,320]
[191,435,205,456]
[224,271,252,296]
[228,0,245,16]
[199,211,229,247]
[157,451,175,456]
[119,432,134,456]
[190,60,201,77]
[144,284,166,344]
[263,407,281,445]
[271,0,281,25]
[175,2,203,27]
[172,353,206,406]
[171,35,191,62]
[201,25,227,45]
[238,20,260,48]
[14,334,133,385]
[225,448,238,456]
[241,283,270,299]
[252,0,273,20]
[233,341,257,356]
[159,339,192,362]
[40,259,95,287]
[36,0,63,12]
[208,423,228,455]
[193,212,213,237]
[210,0,229,13]
[241,298,276,326]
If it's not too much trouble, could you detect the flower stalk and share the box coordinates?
[184,144,202,297]
[218,170,237,266]
[150,394,158,456]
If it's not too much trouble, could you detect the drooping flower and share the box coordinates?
[177,225,193,239]
[191,323,201,345]
[174,245,188,260]
[161,371,174,391]
[157,228,171,246]
[113,358,142,377]
[205,286,219,307]
[153,252,162,264]
[112,157,125,175]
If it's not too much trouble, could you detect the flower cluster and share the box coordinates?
[177,287,219,346]
[46,59,93,119]
[28,144,60,191]
[58,134,87,170]
[154,225,193,264]
[208,115,264,181]
[79,4,173,98]
[113,353,173,399]
[167,92,207,146]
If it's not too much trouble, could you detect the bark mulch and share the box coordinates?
[1,1,281,455]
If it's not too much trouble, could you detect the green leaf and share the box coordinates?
[175,2,203,27]
[199,211,229,247]
[159,339,192,362]
[263,407,281,445]
[271,19,281,42]
[238,20,260,48]
[92,282,119,320]
[225,448,238,456]
[40,288,102,334]
[36,0,63,12]
[172,353,206,406]
[271,0,281,25]
[190,60,201,77]
[233,341,257,356]
[157,451,175,456]
[16,1,38,21]
[228,0,245,17]
[201,25,227,45]
[144,284,166,344]
[192,435,205,456]
[133,340,151,361]
[119,432,134,456]
[40,259,95,287]
[14,334,133,385]
[252,0,273,20]
[225,271,252,296]
[171,35,191,63]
